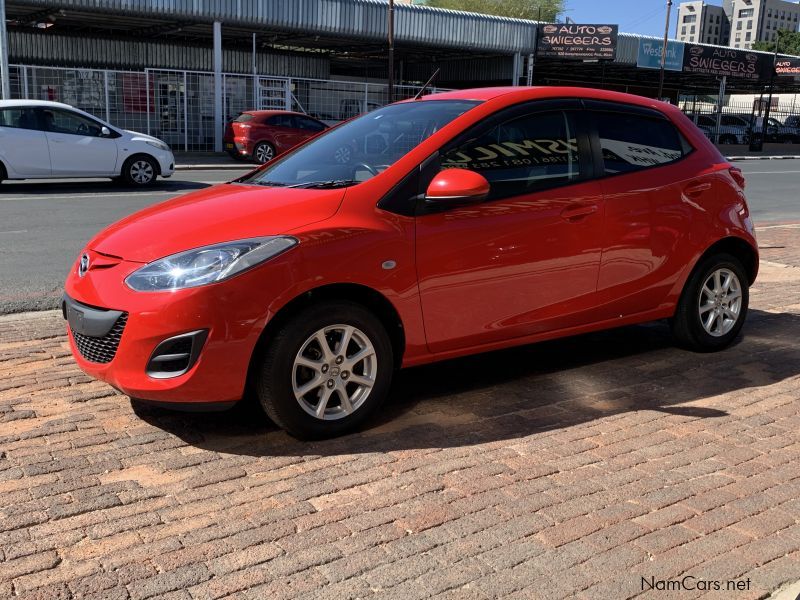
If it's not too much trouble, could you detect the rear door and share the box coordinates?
[264,114,303,153]
[0,106,51,177]
[415,101,606,353]
[40,107,119,176]
[585,101,699,319]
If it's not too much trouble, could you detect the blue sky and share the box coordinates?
[564,0,722,38]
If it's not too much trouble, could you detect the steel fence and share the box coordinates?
[679,94,800,146]
[7,64,451,152]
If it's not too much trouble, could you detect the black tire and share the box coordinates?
[0,161,6,185]
[253,141,275,164]
[256,301,393,440]
[671,253,749,352]
[120,155,158,186]
[719,134,737,145]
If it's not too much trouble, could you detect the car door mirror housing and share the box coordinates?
[425,169,490,204]
[101,126,111,137]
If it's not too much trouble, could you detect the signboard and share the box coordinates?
[637,39,685,71]
[536,24,618,60]
[776,57,800,76]
[682,45,772,80]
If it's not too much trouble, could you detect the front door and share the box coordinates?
[40,107,119,176]
[415,106,605,353]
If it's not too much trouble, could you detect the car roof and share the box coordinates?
[410,86,682,114]
[0,99,75,109]
[241,110,315,118]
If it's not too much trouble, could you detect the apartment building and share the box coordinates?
[676,0,800,49]
[677,1,729,44]
[728,0,800,48]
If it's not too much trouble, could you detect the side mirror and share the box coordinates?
[101,126,111,137]
[425,169,490,204]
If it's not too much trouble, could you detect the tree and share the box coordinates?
[752,30,800,55]
[421,0,565,22]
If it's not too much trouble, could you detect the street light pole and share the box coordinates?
[0,0,10,99]
[387,0,395,103]
[658,0,673,100]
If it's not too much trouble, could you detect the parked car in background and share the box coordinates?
[0,100,174,186]
[784,115,800,129]
[224,110,329,163]
[65,87,757,439]
[691,114,750,145]
[764,117,800,144]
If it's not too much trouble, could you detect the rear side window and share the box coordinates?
[234,113,254,123]
[0,107,39,130]
[293,116,326,132]
[266,115,294,128]
[440,110,581,200]
[595,112,685,175]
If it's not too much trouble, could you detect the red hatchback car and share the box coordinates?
[223,110,328,163]
[64,87,757,439]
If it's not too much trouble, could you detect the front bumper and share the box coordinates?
[62,254,291,404]
[153,149,175,177]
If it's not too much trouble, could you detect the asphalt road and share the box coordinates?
[0,160,798,315]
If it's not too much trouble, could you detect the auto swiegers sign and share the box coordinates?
[682,45,772,80]
[536,24,618,60]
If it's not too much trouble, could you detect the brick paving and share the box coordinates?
[1,225,800,600]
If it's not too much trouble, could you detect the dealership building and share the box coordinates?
[2,0,800,152]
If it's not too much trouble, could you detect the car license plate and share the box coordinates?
[225,143,234,149]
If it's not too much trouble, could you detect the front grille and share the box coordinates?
[71,313,128,364]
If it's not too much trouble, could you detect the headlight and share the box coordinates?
[125,237,298,292]
[146,140,170,152]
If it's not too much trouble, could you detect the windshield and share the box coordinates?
[239,100,480,188]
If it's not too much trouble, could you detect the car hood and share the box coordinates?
[88,183,346,262]
[123,129,169,145]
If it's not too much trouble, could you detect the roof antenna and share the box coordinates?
[413,68,441,100]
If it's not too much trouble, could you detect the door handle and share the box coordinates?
[684,182,711,198]
[561,203,598,221]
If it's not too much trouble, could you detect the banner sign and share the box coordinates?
[637,39,685,71]
[536,24,618,60]
[776,57,800,76]
[682,45,772,80]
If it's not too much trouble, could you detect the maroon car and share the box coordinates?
[223,110,328,163]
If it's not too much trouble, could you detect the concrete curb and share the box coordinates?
[175,163,253,171]
[768,580,800,600]
[727,155,800,161]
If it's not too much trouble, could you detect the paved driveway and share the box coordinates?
[1,225,799,599]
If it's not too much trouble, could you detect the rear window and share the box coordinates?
[595,112,687,175]
[234,113,255,123]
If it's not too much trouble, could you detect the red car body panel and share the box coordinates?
[223,110,327,160]
[65,86,758,405]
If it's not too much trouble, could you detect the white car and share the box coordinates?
[0,100,174,186]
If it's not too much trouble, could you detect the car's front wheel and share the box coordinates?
[255,301,393,439]
[671,253,749,351]
[121,155,158,186]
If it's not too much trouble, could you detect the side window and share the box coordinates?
[294,116,326,132]
[42,109,103,137]
[0,108,40,131]
[266,115,293,128]
[440,110,581,201]
[595,112,685,175]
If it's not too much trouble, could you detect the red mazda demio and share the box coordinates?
[64,87,757,439]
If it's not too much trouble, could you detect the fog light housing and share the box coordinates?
[146,330,208,379]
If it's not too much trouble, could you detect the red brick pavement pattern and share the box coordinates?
[1,226,800,600]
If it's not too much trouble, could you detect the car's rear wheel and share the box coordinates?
[253,141,275,164]
[671,253,749,351]
[719,134,737,145]
[255,301,393,439]
[121,155,158,186]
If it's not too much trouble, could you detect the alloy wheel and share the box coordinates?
[698,267,742,337]
[255,144,274,163]
[292,324,377,420]
[130,160,154,184]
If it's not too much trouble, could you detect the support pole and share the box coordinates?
[0,0,10,99]
[658,0,673,99]
[761,34,780,146]
[715,76,726,145]
[213,21,223,153]
[387,0,394,103]
[512,52,521,86]
[252,32,258,109]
